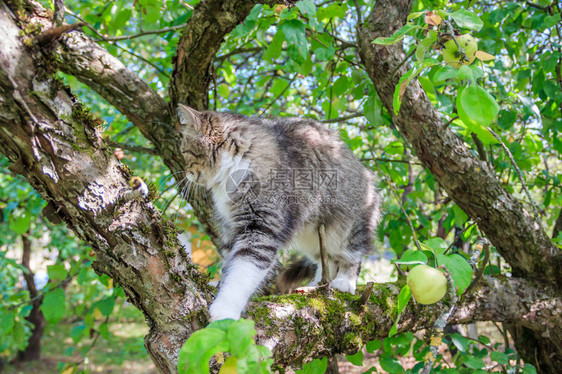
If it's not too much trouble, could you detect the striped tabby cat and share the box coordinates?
[177,104,381,321]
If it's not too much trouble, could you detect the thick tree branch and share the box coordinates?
[169,0,298,110]
[0,4,213,372]
[356,0,561,288]
[3,0,561,372]
[55,0,299,247]
[247,276,561,367]
[53,7,221,245]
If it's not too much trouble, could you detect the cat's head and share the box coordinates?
[176,104,225,185]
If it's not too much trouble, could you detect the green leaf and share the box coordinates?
[93,296,115,317]
[99,322,110,339]
[317,3,347,21]
[415,31,437,62]
[41,287,66,324]
[218,84,230,99]
[366,339,381,353]
[522,364,537,374]
[0,311,15,335]
[346,350,364,366]
[296,0,316,17]
[452,205,468,226]
[9,213,31,235]
[478,335,491,345]
[397,285,411,314]
[437,254,473,294]
[463,356,485,369]
[112,8,132,30]
[389,285,411,337]
[450,10,484,31]
[490,350,509,364]
[450,333,470,352]
[364,95,382,125]
[71,323,86,343]
[263,30,284,62]
[296,357,328,374]
[227,319,256,357]
[407,11,426,21]
[281,20,308,64]
[456,86,500,143]
[373,25,421,45]
[47,264,67,281]
[393,68,414,115]
[379,354,404,373]
[432,66,459,82]
[177,326,230,374]
[421,238,448,255]
[393,58,437,114]
[393,249,428,266]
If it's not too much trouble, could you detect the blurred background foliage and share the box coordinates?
[0,0,560,372]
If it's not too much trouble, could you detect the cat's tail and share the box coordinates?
[276,257,318,294]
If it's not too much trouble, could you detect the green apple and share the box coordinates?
[406,265,447,305]
[442,34,478,68]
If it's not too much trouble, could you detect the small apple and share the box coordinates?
[442,34,478,68]
[407,265,447,305]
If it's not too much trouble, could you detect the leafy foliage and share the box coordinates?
[1,0,560,372]
[177,319,272,374]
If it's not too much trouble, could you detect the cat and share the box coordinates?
[176,104,381,321]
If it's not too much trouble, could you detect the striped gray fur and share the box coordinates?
[177,104,381,321]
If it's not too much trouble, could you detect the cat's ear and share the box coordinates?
[177,104,202,134]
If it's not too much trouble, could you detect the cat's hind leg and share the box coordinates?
[330,218,373,295]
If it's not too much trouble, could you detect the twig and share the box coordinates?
[352,0,362,25]
[471,132,488,162]
[388,48,416,79]
[488,128,541,222]
[443,222,476,255]
[366,142,423,252]
[53,0,65,26]
[259,74,297,115]
[65,10,170,78]
[215,46,264,62]
[443,116,459,128]
[361,157,424,166]
[388,177,423,252]
[464,238,490,295]
[95,24,187,41]
[317,224,330,284]
[321,112,364,123]
[359,281,374,305]
[525,1,550,11]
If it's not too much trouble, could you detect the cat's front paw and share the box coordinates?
[208,301,241,322]
[330,278,356,295]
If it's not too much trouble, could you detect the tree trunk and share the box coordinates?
[15,232,46,362]
[0,0,560,372]
[356,1,562,371]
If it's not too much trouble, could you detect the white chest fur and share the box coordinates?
[210,153,251,221]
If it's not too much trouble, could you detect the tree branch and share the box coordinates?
[169,0,298,110]
[55,4,221,245]
[2,2,562,372]
[248,276,562,366]
[356,0,561,288]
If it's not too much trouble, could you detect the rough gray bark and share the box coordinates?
[0,0,561,372]
[356,0,562,371]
